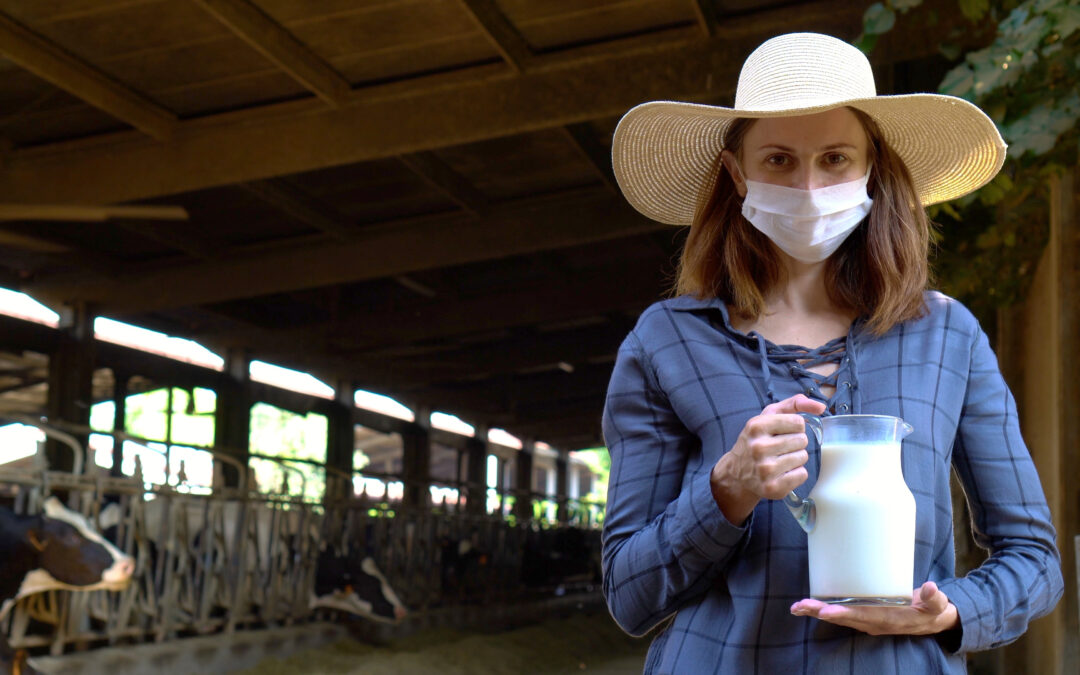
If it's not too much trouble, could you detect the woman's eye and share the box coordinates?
[824,153,848,166]
[765,155,789,167]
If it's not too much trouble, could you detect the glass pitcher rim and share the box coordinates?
[821,414,906,421]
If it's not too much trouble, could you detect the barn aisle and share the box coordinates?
[234,611,650,675]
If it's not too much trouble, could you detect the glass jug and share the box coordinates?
[784,414,916,606]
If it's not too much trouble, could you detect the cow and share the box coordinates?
[0,497,135,675]
[521,526,601,594]
[309,548,407,624]
[438,532,489,602]
[99,498,407,625]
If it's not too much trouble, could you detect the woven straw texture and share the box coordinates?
[612,33,1006,226]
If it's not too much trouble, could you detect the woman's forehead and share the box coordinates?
[743,108,869,152]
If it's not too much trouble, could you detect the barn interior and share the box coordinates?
[0,1,1076,674]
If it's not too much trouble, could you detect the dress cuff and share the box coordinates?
[935,578,974,653]
[679,468,752,561]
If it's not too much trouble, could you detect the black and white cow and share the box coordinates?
[309,548,407,624]
[100,498,407,625]
[0,497,135,674]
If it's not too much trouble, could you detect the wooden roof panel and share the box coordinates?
[0,101,128,148]
[502,0,696,50]
[174,187,320,246]
[18,1,227,64]
[0,0,162,24]
[256,0,423,26]
[436,129,601,202]
[286,159,463,224]
[332,33,498,87]
[288,0,486,63]
[152,70,308,118]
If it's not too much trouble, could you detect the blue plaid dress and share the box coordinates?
[601,291,1062,674]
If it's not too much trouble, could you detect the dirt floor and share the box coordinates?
[233,611,650,675]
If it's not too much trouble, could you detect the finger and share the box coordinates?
[916,582,948,615]
[747,413,811,438]
[763,394,826,416]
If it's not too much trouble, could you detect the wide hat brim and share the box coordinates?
[612,94,1007,226]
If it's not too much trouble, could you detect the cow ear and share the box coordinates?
[28,529,48,552]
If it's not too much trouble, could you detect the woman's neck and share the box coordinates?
[732,255,855,348]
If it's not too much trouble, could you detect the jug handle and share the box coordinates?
[783,413,822,533]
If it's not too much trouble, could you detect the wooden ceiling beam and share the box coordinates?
[114,222,227,261]
[241,178,356,240]
[398,152,490,216]
[191,0,351,107]
[0,0,895,204]
[689,0,722,38]
[0,10,176,140]
[228,255,667,351]
[561,123,617,192]
[267,321,633,390]
[24,190,666,312]
[455,0,534,72]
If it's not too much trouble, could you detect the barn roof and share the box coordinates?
[0,0,990,450]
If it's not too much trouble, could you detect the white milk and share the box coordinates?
[807,440,915,603]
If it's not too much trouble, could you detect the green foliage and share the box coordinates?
[865,0,1079,316]
[249,403,328,500]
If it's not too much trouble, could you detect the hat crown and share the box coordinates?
[734,33,877,111]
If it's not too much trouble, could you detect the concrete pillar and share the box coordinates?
[401,423,431,510]
[45,302,95,473]
[213,348,250,489]
[514,441,535,521]
[325,382,355,501]
[555,448,569,524]
[464,432,488,515]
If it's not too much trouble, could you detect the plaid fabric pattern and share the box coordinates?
[601,291,1062,674]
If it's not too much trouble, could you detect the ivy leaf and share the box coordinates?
[1050,4,1080,39]
[853,32,879,54]
[939,42,962,60]
[863,3,896,34]
[892,0,924,10]
[958,0,990,22]
[937,202,962,220]
[999,5,1032,38]
[939,63,975,98]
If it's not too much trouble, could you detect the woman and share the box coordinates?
[601,33,1062,673]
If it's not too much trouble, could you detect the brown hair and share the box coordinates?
[674,108,930,336]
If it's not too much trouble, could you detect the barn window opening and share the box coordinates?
[249,403,327,500]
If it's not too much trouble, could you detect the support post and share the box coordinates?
[325,381,355,501]
[464,431,488,515]
[110,370,128,478]
[401,406,431,510]
[213,347,250,489]
[45,302,95,473]
[998,167,1078,675]
[514,440,535,522]
[555,447,569,524]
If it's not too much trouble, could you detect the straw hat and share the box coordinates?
[611,32,1006,225]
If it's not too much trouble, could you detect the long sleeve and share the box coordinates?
[600,330,750,637]
[937,326,1064,652]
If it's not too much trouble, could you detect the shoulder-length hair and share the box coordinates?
[674,108,931,336]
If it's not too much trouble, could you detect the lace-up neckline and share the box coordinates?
[749,329,861,415]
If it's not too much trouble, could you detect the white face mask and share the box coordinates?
[737,165,873,263]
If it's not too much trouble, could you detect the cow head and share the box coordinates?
[16,497,135,598]
[311,554,407,625]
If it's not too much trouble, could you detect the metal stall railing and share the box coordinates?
[0,417,604,659]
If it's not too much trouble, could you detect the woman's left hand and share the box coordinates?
[790,581,959,636]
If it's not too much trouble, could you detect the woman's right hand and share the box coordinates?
[709,394,826,525]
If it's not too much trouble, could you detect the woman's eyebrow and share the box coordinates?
[754,143,860,153]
